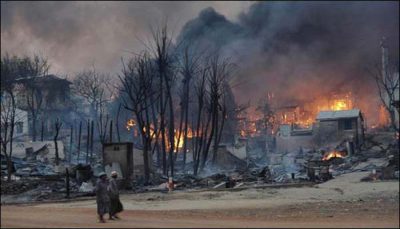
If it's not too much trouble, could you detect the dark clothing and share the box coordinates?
[110,198,123,215]
[108,178,123,216]
[108,178,119,198]
[95,179,110,216]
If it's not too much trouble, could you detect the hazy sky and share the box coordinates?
[1,1,399,124]
[1,1,253,76]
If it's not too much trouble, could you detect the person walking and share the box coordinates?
[95,172,110,223]
[108,171,123,220]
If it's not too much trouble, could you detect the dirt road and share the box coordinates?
[1,172,399,228]
[1,198,399,228]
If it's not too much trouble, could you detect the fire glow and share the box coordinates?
[172,128,197,152]
[281,92,354,127]
[331,99,350,111]
[322,151,347,161]
[127,118,196,153]
[126,119,136,130]
[237,92,356,138]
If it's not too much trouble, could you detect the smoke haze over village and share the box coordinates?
[1,1,399,123]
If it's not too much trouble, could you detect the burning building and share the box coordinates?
[314,109,364,149]
[273,91,365,153]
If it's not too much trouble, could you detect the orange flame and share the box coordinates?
[276,92,354,129]
[168,128,196,153]
[331,99,351,111]
[322,151,346,161]
[126,119,136,130]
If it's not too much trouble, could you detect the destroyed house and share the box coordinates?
[15,74,73,110]
[315,109,364,148]
[14,74,74,137]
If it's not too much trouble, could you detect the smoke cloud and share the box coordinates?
[1,1,251,75]
[177,2,399,124]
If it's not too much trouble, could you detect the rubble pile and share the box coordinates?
[1,130,397,203]
[1,174,97,204]
[1,178,40,195]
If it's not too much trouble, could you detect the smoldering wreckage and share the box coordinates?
[1,56,400,204]
[1,98,399,204]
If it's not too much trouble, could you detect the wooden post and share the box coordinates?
[69,125,73,163]
[77,121,82,163]
[66,168,70,199]
[109,120,113,143]
[86,119,90,164]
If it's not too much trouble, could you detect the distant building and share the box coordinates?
[13,74,74,138]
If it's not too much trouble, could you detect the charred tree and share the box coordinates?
[116,103,122,142]
[54,118,62,166]
[77,121,82,163]
[90,120,94,163]
[178,44,202,170]
[367,39,399,132]
[86,119,90,164]
[69,125,73,163]
[0,91,17,182]
[1,54,26,181]
[72,68,112,122]
[151,24,176,176]
[119,53,156,184]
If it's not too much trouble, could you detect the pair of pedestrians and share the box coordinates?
[95,171,123,223]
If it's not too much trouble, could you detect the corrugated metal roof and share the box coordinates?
[316,109,361,120]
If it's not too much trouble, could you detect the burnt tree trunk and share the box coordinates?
[90,120,94,163]
[109,120,113,143]
[32,114,37,142]
[69,125,73,163]
[77,121,82,163]
[165,79,175,177]
[182,95,189,170]
[65,168,70,198]
[54,118,62,166]
[200,109,213,172]
[116,103,122,142]
[86,119,90,164]
[160,74,167,175]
